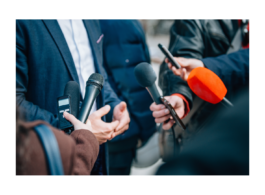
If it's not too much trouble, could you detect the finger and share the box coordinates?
[63,111,79,126]
[92,105,111,119]
[172,66,181,76]
[114,124,129,137]
[176,57,189,67]
[153,109,170,118]
[150,102,165,111]
[115,114,129,131]
[180,68,185,81]
[162,119,175,130]
[183,68,189,81]
[109,120,120,130]
[118,101,127,112]
[164,95,180,105]
[155,114,171,123]
[168,63,172,69]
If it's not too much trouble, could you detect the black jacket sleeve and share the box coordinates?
[201,49,249,89]
[158,20,206,109]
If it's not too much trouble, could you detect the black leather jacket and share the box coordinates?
[159,20,239,110]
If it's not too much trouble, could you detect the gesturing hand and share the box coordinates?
[112,101,130,138]
[150,96,185,130]
[166,57,204,81]
[88,105,120,145]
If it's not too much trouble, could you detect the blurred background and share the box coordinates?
[130,20,174,175]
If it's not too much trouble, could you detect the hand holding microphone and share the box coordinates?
[134,62,185,131]
[63,111,93,133]
[150,96,185,130]
[165,56,233,107]
[75,73,130,144]
[65,103,123,145]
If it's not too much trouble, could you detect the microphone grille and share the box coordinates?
[134,62,157,87]
[87,73,104,89]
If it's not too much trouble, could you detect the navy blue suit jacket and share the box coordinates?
[16,20,121,175]
[100,20,156,143]
[202,48,249,89]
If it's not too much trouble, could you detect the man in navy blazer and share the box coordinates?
[16,20,130,175]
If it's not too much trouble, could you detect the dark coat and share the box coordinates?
[159,20,240,109]
[16,120,99,175]
[100,20,156,143]
[158,20,246,142]
[16,20,120,126]
[156,87,249,175]
[16,20,121,175]
[202,48,249,89]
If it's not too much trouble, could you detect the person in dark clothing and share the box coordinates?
[99,20,157,175]
[156,86,249,175]
[151,20,248,146]
[167,48,249,88]
[16,20,130,175]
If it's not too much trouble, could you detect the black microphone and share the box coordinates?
[77,73,104,123]
[134,62,163,105]
[134,62,185,130]
[64,81,80,118]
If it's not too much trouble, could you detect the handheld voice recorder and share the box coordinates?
[57,95,73,134]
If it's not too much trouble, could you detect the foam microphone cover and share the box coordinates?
[187,67,227,104]
[134,62,157,87]
[64,81,80,118]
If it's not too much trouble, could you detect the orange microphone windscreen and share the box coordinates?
[187,67,227,104]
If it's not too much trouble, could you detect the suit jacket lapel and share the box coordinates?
[42,20,79,84]
[82,20,102,73]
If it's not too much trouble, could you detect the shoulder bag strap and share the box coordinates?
[34,124,64,175]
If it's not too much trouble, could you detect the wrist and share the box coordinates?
[171,93,190,118]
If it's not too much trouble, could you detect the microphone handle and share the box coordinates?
[221,97,234,108]
[78,85,100,123]
[146,84,163,105]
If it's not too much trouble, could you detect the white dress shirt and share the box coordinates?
[57,19,97,114]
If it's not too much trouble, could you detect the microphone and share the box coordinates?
[77,73,104,123]
[134,62,185,130]
[187,67,233,107]
[64,81,80,118]
[134,62,163,105]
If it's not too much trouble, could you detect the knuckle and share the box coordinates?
[106,126,112,132]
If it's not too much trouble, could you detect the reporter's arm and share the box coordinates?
[62,112,100,174]
[70,130,99,175]
[201,49,249,87]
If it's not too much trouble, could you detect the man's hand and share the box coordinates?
[112,101,130,137]
[166,57,204,81]
[88,105,120,145]
[150,96,185,130]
